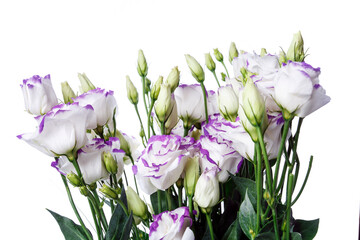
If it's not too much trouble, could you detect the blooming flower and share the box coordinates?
[193,167,220,209]
[273,61,330,118]
[149,207,194,240]
[20,74,58,115]
[133,135,195,195]
[17,102,97,157]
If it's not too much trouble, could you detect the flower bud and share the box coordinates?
[154,83,172,122]
[102,151,118,174]
[116,130,131,156]
[151,76,163,101]
[193,167,220,209]
[61,81,76,104]
[185,54,205,83]
[286,31,305,62]
[279,50,286,64]
[184,156,200,197]
[229,42,239,64]
[166,67,180,93]
[126,186,148,220]
[67,172,82,187]
[260,48,267,57]
[164,98,178,134]
[205,53,216,72]
[126,75,139,105]
[99,184,118,199]
[145,78,151,94]
[221,72,227,82]
[242,78,265,126]
[78,73,96,93]
[218,85,239,122]
[79,186,89,196]
[213,48,224,62]
[137,49,148,77]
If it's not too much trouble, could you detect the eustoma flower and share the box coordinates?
[133,135,195,195]
[274,61,330,118]
[193,167,220,209]
[20,74,58,115]
[53,138,125,184]
[17,102,97,157]
[149,207,194,240]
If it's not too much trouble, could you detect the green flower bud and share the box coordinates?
[205,53,216,72]
[99,184,118,200]
[145,78,151,94]
[154,83,172,122]
[116,130,131,156]
[61,81,76,104]
[184,156,200,197]
[279,50,287,64]
[213,48,224,62]
[79,186,89,196]
[220,72,227,82]
[140,127,145,138]
[164,100,178,134]
[78,73,96,93]
[67,172,82,187]
[185,54,205,83]
[126,187,148,220]
[286,31,305,62]
[126,75,139,105]
[102,151,118,174]
[242,78,266,126]
[166,66,180,93]
[229,42,239,64]
[137,49,148,77]
[260,48,267,57]
[150,76,163,101]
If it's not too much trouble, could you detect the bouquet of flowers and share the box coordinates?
[18,32,330,240]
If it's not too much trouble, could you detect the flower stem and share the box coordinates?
[60,174,92,240]
[200,82,209,124]
[285,174,294,240]
[129,155,140,195]
[221,61,229,78]
[188,195,194,220]
[291,156,313,206]
[211,71,220,87]
[256,126,273,195]
[89,198,102,240]
[271,208,280,240]
[147,100,155,139]
[157,190,162,213]
[142,76,149,115]
[205,211,215,240]
[166,188,172,211]
[178,186,183,207]
[255,142,262,233]
[134,104,147,142]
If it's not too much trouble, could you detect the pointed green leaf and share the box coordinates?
[239,190,257,240]
[47,209,91,240]
[293,219,319,240]
[291,232,303,240]
[221,217,242,240]
[230,175,257,209]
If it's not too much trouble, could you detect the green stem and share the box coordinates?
[256,126,273,195]
[142,76,149,115]
[271,208,280,240]
[255,142,262,233]
[188,196,194,220]
[92,190,108,231]
[200,82,209,124]
[123,170,129,186]
[88,193,108,232]
[61,174,92,240]
[205,211,215,240]
[129,155,140,195]
[291,156,313,206]
[221,61,229,78]
[211,71,220,87]
[178,186,183,207]
[160,121,166,135]
[183,126,190,137]
[89,198,102,240]
[157,190,162,214]
[285,174,294,240]
[273,119,291,191]
[134,104,147,142]
[166,189,172,211]
[147,100,155,139]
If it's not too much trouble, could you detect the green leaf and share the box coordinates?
[293,219,319,240]
[239,190,257,240]
[254,232,275,240]
[291,232,302,240]
[150,190,167,215]
[221,217,242,240]
[47,209,91,240]
[230,175,257,209]
[105,189,133,240]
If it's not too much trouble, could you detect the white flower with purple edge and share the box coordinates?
[133,135,195,195]
[53,138,125,184]
[149,207,194,240]
[20,74,58,115]
[17,102,97,157]
[273,61,330,118]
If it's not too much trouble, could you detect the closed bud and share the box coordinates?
[279,50,287,64]
[150,76,163,100]
[154,83,172,122]
[286,31,305,62]
[205,53,216,72]
[185,54,205,83]
[126,75,139,105]
[61,82,76,103]
[99,184,118,199]
[193,167,220,209]
[164,98,178,134]
[79,186,89,196]
[116,131,131,156]
[220,72,227,82]
[260,48,267,57]
[184,156,200,197]
[145,78,151,94]
[78,73,96,93]
[67,172,82,187]
[102,151,118,174]
[137,49,148,77]
[242,78,266,126]
[140,127,145,138]
[218,85,239,122]
[126,187,148,220]
[213,48,224,62]
[166,67,180,93]
[229,42,239,64]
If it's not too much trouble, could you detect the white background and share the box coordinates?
[1,0,359,239]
